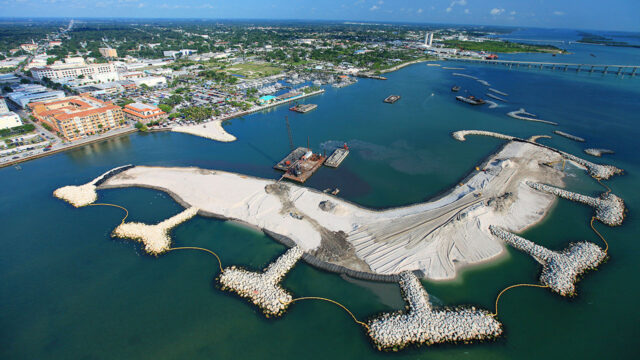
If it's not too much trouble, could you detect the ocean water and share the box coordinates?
[1,32,639,359]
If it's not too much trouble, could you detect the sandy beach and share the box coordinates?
[172,119,237,142]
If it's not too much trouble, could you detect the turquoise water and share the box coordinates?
[2,35,640,359]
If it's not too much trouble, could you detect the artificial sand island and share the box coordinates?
[52,129,627,351]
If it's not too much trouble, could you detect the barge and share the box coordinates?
[456,95,485,105]
[325,144,350,168]
[451,85,461,92]
[274,147,326,183]
[289,103,317,113]
[384,95,401,103]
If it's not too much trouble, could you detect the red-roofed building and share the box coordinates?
[122,102,167,124]
[30,95,126,141]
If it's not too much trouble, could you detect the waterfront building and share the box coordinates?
[0,112,23,129]
[6,84,66,108]
[30,95,125,141]
[122,103,167,124]
[99,48,118,58]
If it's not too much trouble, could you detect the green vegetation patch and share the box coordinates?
[443,40,565,53]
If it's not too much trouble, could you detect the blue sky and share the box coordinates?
[2,0,638,32]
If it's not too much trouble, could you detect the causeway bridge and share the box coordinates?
[445,57,639,77]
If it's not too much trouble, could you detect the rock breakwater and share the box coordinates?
[218,246,304,317]
[526,181,625,226]
[489,226,606,296]
[112,207,199,254]
[367,271,502,350]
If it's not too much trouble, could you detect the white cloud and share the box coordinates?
[490,8,505,16]
[369,5,379,11]
[553,11,565,16]
[510,10,516,15]
[417,8,423,14]
[446,0,466,13]
[378,0,384,4]
[464,9,470,14]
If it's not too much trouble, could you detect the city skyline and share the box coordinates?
[0,0,638,32]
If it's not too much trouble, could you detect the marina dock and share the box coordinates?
[325,147,349,168]
[274,147,326,183]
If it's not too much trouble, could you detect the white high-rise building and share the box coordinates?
[425,32,434,47]
[0,97,9,113]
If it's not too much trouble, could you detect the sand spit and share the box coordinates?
[507,109,558,125]
[53,165,134,207]
[488,88,509,96]
[526,181,625,226]
[485,100,499,109]
[112,207,199,255]
[452,73,479,80]
[527,135,551,143]
[554,130,585,142]
[218,246,303,316]
[452,130,515,142]
[452,130,623,180]
[489,226,606,296]
[486,93,508,103]
[584,148,615,157]
[172,119,237,142]
[367,271,502,350]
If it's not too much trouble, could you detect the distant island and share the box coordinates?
[577,32,640,48]
[443,39,566,53]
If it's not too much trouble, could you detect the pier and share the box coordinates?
[445,58,640,77]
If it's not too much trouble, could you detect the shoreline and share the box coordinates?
[0,127,138,169]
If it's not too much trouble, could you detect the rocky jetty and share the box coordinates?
[507,108,558,125]
[486,93,508,103]
[553,130,585,142]
[526,181,625,226]
[485,100,499,109]
[218,246,304,317]
[452,130,515,142]
[367,271,502,350]
[452,73,479,80]
[54,183,97,207]
[488,88,508,96]
[584,148,615,157]
[558,151,622,179]
[54,165,135,207]
[112,207,199,254]
[489,226,606,296]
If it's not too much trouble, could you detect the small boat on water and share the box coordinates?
[384,95,401,103]
[451,85,461,92]
[456,95,486,105]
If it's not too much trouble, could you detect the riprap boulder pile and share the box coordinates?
[54,165,134,207]
[526,181,625,226]
[112,207,199,255]
[489,226,606,296]
[367,271,502,350]
[559,152,622,179]
[218,246,303,317]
